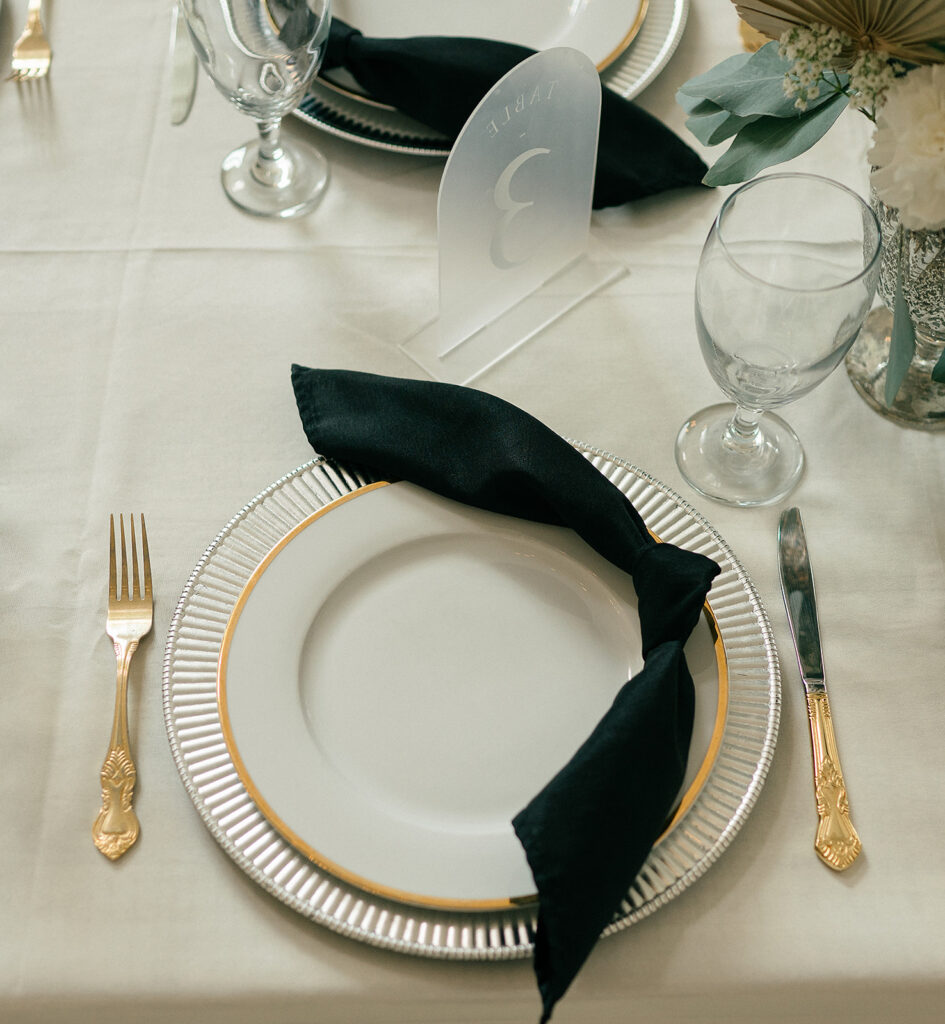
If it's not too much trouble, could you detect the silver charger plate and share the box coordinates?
[163,445,779,959]
[293,0,690,156]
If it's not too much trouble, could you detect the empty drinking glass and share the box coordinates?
[675,173,882,507]
[181,0,331,218]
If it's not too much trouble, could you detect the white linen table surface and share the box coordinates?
[1,1,943,1021]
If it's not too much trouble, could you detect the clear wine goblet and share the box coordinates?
[674,173,882,507]
[180,0,331,218]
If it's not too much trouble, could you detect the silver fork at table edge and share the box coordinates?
[93,515,153,860]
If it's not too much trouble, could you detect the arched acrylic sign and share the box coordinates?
[401,47,625,384]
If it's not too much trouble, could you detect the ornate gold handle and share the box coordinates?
[92,640,140,860]
[806,691,861,870]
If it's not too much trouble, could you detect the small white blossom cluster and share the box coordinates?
[779,22,848,110]
[848,49,904,116]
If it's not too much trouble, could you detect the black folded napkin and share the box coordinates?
[321,19,708,209]
[291,366,720,1022]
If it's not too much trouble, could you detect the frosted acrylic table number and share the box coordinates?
[400,47,626,384]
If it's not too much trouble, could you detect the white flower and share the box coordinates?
[870,65,945,231]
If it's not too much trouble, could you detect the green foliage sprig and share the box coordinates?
[677,41,850,186]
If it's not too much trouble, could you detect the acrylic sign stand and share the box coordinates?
[400,48,626,384]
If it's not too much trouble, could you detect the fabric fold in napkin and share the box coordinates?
[291,366,720,1022]
[320,19,708,209]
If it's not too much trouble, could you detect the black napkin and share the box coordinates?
[320,19,708,209]
[291,366,720,1021]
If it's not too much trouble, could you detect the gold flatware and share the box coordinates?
[93,514,153,860]
[778,507,861,871]
[7,0,52,81]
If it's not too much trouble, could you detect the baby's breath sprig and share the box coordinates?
[779,22,905,119]
[848,49,907,120]
[779,23,849,111]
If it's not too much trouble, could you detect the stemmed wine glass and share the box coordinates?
[180,0,332,218]
[675,173,882,507]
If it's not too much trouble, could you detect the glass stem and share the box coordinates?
[251,118,293,189]
[723,406,765,456]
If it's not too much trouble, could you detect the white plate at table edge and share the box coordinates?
[294,0,688,156]
[163,444,779,959]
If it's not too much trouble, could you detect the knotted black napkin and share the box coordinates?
[320,19,707,209]
[291,366,719,1021]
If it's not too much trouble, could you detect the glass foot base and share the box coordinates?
[675,403,804,508]
[221,136,328,219]
[844,307,945,431]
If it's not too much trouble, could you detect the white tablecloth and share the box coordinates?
[2,2,944,1021]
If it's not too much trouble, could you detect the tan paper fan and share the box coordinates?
[734,0,945,64]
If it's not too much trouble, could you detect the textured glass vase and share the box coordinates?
[845,195,945,430]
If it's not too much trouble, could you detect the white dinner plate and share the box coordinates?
[328,0,647,72]
[218,480,724,908]
[294,0,689,155]
[164,447,779,958]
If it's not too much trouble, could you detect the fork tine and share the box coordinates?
[130,515,141,599]
[119,514,129,600]
[108,515,117,600]
[141,514,152,599]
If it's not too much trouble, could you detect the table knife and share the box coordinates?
[169,4,198,126]
[778,507,861,871]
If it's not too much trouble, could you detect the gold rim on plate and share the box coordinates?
[217,479,729,912]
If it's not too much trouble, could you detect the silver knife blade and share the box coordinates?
[777,506,825,691]
[777,506,861,870]
[169,4,198,126]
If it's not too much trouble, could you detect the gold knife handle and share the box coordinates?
[92,641,140,860]
[806,690,861,870]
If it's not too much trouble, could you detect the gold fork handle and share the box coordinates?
[93,640,140,860]
[806,690,861,871]
[26,0,44,26]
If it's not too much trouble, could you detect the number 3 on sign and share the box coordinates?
[489,147,551,270]
[431,48,601,352]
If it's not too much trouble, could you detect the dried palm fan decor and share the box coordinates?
[735,1,945,65]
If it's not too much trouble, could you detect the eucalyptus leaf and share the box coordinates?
[681,41,846,119]
[932,347,945,384]
[702,91,847,186]
[678,87,764,147]
[686,107,760,146]
[677,50,753,100]
[678,93,759,146]
[884,264,917,406]
[676,93,719,116]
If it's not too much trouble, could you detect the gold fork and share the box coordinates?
[7,0,52,81]
[93,515,153,860]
